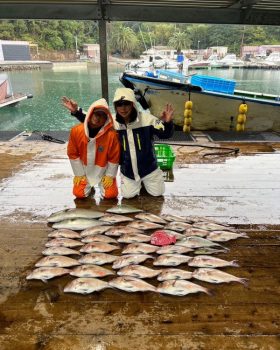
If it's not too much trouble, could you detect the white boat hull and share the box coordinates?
[121,73,280,132]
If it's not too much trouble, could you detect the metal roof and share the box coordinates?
[0,0,280,25]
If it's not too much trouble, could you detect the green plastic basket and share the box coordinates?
[154,144,176,170]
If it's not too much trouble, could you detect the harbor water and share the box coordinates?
[1,65,280,132]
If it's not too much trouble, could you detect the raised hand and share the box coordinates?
[160,103,174,123]
[61,96,78,113]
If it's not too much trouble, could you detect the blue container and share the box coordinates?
[190,75,236,94]
[145,71,158,78]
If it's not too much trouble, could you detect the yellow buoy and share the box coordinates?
[183,125,191,133]
[185,101,193,109]
[184,109,192,118]
[237,113,246,124]
[236,123,245,132]
[184,117,192,126]
[239,103,248,114]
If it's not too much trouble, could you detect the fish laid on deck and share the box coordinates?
[176,236,225,249]
[157,268,193,281]
[117,232,151,243]
[52,218,105,231]
[99,214,134,224]
[153,254,192,267]
[156,245,193,255]
[112,254,154,269]
[192,268,248,285]
[135,212,167,224]
[163,214,193,223]
[79,253,118,265]
[81,235,118,244]
[48,229,81,239]
[184,227,209,238]
[109,276,156,292]
[70,265,115,278]
[157,280,210,296]
[80,242,120,253]
[45,238,84,248]
[35,256,80,268]
[117,265,162,279]
[122,243,158,255]
[26,267,70,282]
[64,278,110,294]
[188,255,239,268]
[80,225,114,237]
[42,247,81,256]
[165,221,193,232]
[47,208,104,222]
[127,220,164,230]
[207,231,248,242]
[105,225,143,237]
[106,204,143,214]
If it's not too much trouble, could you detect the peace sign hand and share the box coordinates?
[61,96,78,113]
[160,103,174,123]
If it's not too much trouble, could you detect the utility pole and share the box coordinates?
[98,0,109,101]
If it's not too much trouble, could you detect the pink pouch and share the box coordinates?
[150,230,177,246]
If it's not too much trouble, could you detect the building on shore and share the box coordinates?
[0,40,31,61]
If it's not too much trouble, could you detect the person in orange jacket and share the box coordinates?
[65,97,120,199]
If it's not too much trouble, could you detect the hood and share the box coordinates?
[84,98,114,138]
[113,87,138,113]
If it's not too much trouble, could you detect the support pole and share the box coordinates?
[98,19,109,101]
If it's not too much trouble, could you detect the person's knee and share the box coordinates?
[121,187,139,199]
[146,187,165,197]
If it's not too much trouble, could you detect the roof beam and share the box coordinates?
[0,3,279,25]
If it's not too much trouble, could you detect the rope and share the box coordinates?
[32,131,65,144]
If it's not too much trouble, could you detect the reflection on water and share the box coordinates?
[1,66,280,132]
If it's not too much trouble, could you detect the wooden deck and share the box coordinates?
[0,138,279,350]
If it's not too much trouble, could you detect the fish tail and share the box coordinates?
[231,260,239,267]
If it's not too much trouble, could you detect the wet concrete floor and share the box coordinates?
[0,139,279,349]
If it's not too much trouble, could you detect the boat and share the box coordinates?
[120,70,280,132]
[0,73,32,108]
[210,54,244,68]
[263,52,280,66]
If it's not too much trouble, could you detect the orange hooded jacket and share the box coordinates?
[67,98,120,186]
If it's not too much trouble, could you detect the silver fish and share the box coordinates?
[70,265,115,278]
[26,267,70,282]
[48,229,81,239]
[176,236,224,249]
[47,208,104,222]
[156,245,193,255]
[122,243,158,255]
[163,214,193,223]
[80,242,119,254]
[192,268,248,285]
[117,265,162,279]
[80,225,114,237]
[112,254,153,269]
[188,255,239,268]
[35,256,80,268]
[127,220,164,230]
[135,212,167,224]
[153,254,192,267]
[52,218,104,231]
[106,204,143,214]
[109,276,156,292]
[81,235,118,244]
[165,221,193,232]
[99,214,133,224]
[157,268,193,281]
[184,227,209,238]
[193,221,236,232]
[42,247,81,256]
[194,247,228,255]
[45,238,83,248]
[162,230,186,240]
[207,231,248,242]
[105,225,143,237]
[79,253,118,265]
[64,278,110,294]
[118,233,151,244]
[157,280,210,296]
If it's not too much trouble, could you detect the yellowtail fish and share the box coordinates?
[47,208,104,223]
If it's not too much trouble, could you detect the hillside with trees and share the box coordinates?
[0,20,279,58]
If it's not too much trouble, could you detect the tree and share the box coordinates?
[168,31,191,52]
[109,23,139,57]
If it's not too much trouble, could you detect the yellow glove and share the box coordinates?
[101,175,114,189]
[73,175,86,186]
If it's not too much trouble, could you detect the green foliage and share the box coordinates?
[0,19,279,56]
